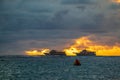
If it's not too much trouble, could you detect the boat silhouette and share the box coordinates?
[77,49,96,56]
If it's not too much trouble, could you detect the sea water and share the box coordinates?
[0,56,120,80]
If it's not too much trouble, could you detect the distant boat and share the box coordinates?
[74,59,81,66]
[77,50,96,56]
[45,50,66,56]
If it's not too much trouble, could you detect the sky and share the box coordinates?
[0,0,120,55]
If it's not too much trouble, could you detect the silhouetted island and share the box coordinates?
[45,49,96,56]
[45,50,66,56]
[77,49,96,56]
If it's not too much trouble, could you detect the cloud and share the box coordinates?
[62,0,93,4]
[0,29,84,55]
[1,0,120,55]
[110,3,120,9]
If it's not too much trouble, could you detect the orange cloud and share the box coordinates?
[25,36,120,56]
[64,36,120,56]
[25,48,50,56]
[112,0,120,3]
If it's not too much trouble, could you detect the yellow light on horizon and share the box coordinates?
[64,47,79,56]
[64,36,120,56]
[25,36,120,56]
[112,0,120,3]
[25,48,50,56]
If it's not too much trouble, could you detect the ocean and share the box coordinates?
[0,56,120,80]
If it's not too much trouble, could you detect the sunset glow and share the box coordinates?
[25,48,50,56]
[63,48,78,56]
[25,36,120,56]
[64,36,120,56]
[112,0,120,3]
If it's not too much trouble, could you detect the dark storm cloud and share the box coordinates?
[50,8,106,34]
[79,14,106,33]
[62,0,93,4]
[0,12,57,32]
[0,29,86,55]
[0,0,54,32]
[0,0,99,31]
[0,0,120,55]
[19,0,53,13]
[110,3,120,9]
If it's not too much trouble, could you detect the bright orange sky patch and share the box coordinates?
[112,0,120,3]
[25,48,50,56]
[64,36,120,56]
[25,36,120,56]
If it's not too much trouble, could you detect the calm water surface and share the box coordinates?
[0,56,120,80]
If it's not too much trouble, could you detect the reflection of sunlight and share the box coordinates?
[112,0,120,3]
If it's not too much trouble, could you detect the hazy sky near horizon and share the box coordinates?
[0,0,120,55]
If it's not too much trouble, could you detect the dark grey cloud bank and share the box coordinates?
[0,0,120,55]
[62,0,92,4]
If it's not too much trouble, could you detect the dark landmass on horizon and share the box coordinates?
[45,49,96,56]
[45,50,66,56]
[77,50,96,56]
